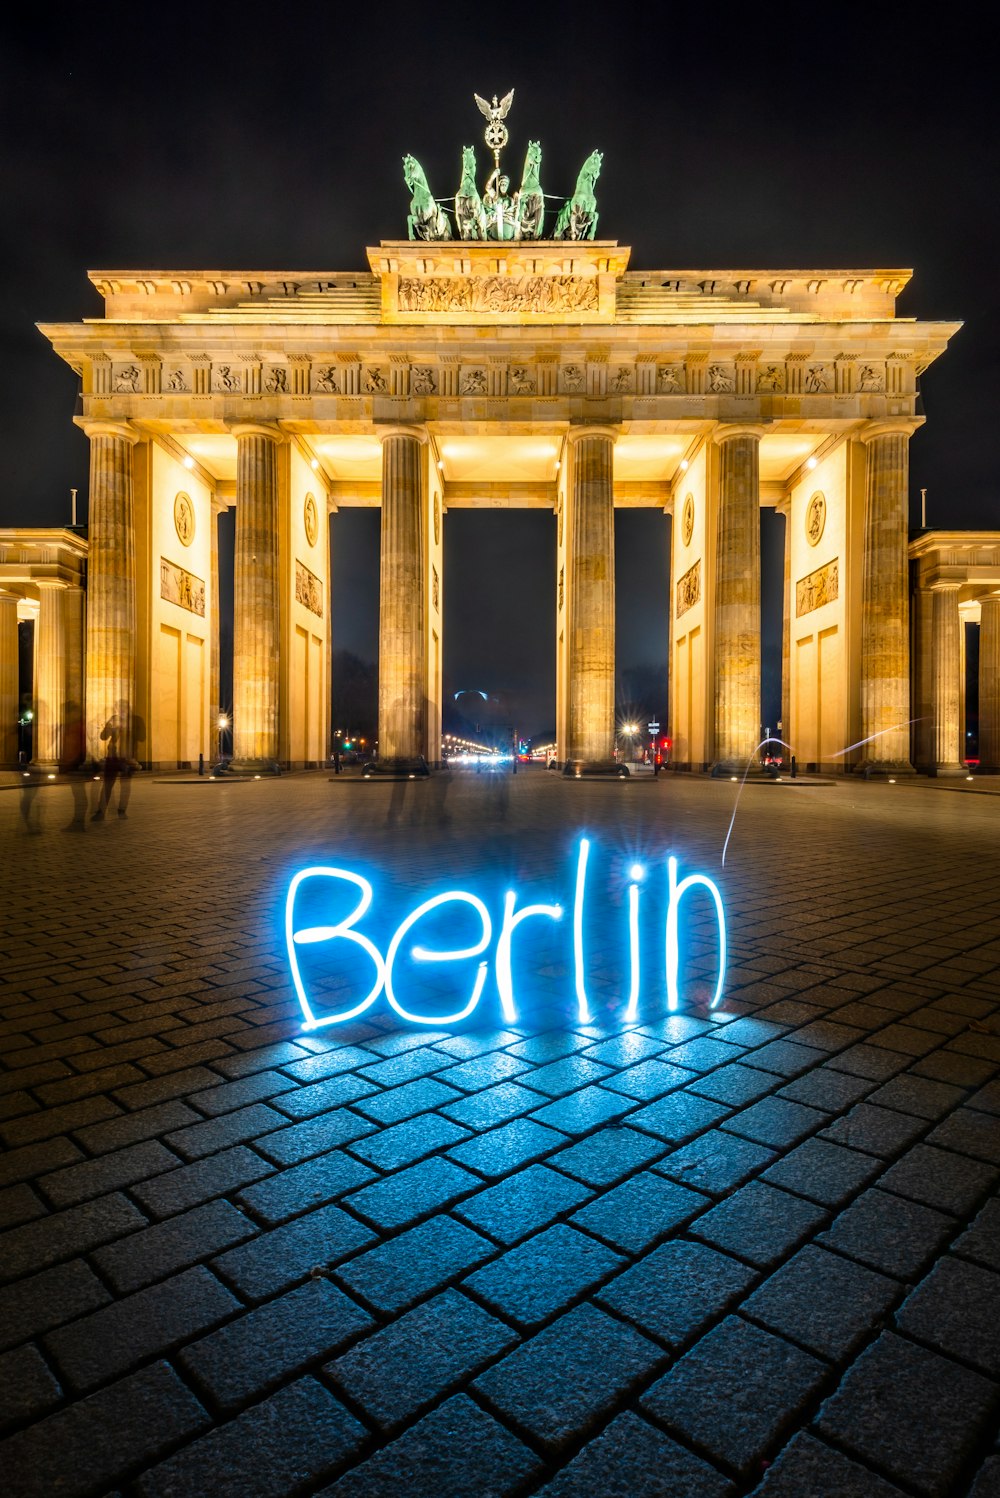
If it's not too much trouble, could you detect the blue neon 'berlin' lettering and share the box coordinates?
[284,839,727,1029]
[666,854,727,1011]
[286,866,386,1029]
[385,891,492,1025]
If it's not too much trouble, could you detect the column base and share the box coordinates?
[362,756,429,781]
[227,760,283,776]
[931,763,967,777]
[854,759,915,778]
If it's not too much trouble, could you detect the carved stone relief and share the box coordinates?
[161,558,205,615]
[412,366,437,395]
[559,564,564,611]
[315,365,341,393]
[363,368,388,394]
[805,364,831,393]
[707,364,735,394]
[461,368,488,396]
[295,560,323,616]
[115,365,141,393]
[432,565,440,611]
[805,492,826,547]
[173,492,195,548]
[509,366,535,394]
[265,367,288,394]
[682,494,695,548]
[857,363,885,392]
[657,365,683,393]
[397,275,598,315]
[677,559,701,618]
[562,365,584,393]
[215,364,241,393]
[304,493,318,548]
[433,494,441,546]
[611,367,633,393]
[796,558,839,616]
[756,363,785,392]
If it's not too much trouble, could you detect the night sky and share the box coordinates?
[2,8,995,738]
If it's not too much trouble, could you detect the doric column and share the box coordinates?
[778,498,791,746]
[231,425,282,768]
[79,420,138,762]
[326,494,337,765]
[566,427,616,764]
[0,590,18,767]
[979,596,1000,772]
[714,428,761,766]
[931,584,964,774]
[32,580,67,769]
[378,426,427,762]
[209,496,227,744]
[860,424,916,770]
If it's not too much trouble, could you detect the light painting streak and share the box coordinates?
[666,855,727,1011]
[385,891,492,1025]
[287,866,386,1028]
[721,737,792,867]
[831,719,924,757]
[496,892,563,1022]
[624,867,642,1020]
[573,838,592,1022]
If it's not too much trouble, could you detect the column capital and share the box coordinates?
[73,418,140,445]
[375,424,428,445]
[211,495,230,516]
[858,418,924,444]
[711,423,765,445]
[566,424,618,445]
[228,421,287,444]
[34,577,68,591]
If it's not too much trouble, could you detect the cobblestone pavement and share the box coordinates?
[2,766,999,1498]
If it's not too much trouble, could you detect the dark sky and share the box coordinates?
[2,7,996,736]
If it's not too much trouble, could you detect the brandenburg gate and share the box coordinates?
[23,100,980,775]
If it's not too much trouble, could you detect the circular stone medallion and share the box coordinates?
[304,493,318,548]
[174,492,195,547]
[682,494,695,547]
[806,491,826,547]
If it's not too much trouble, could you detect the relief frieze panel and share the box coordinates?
[677,559,701,618]
[796,558,839,616]
[396,275,598,316]
[295,560,323,616]
[160,558,205,616]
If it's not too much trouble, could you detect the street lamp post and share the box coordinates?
[217,715,228,763]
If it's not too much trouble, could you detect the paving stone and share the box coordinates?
[44,1263,239,1393]
[268,1072,379,1120]
[545,1125,666,1188]
[820,1101,928,1158]
[317,1393,541,1498]
[464,1222,623,1328]
[0,1136,85,1187]
[656,1129,776,1195]
[0,1094,121,1149]
[968,1078,1000,1115]
[131,1144,273,1219]
[896,1256,1000,1377]
[0,1181,45,1229]
[162,1101,290,1160]
[529,1083,637,1134]
[629,1091,731,1143]
[452,1163,591,1245]
[351,1075,461,1124]
[0,1192,147,1282]
[92,1199,256,1293]
[180,1278,373,1413]
[0,1343,62,1433]
[776,1068,874,1112]
[431,1028,523,1059]
[187,1070,299,1116]
[326,1288,517,1429]
[362,1029,451,1057]
[954,1198,1000,1272]
[0,1361,208,1498]
[138,1376,365,1498]
[692,1180,827,1269]
[237,1150,376,1226]
[723,1095,826,1150]
[400,1049,530,1091]
[280,1046,378,1084]
[110,1065,222,1111]
[440,1080,546,1130]
[741,1038,827,1077]
[754,1430,910,1496]
[596,1239,757,1348]
[447,1117,566,1178]
[346,1110,469,1171]
[762,1137,884,1207]
[827,1044,911,1081]
[638,1015,715,1044]
[535,1410,735,1497]
[254,1109,377,1167]
[506,1030,592,1063]
[688,1062,781,1107]
[210,1205,373,1306]
[474,1301,663,1450]
[523,1055,613,1096]
[641,1315,828,1477]
[816,1331,999,1497]
[343,1155,478,1231]
[600,1058,695,1100]
[708,1016,788,1048]
[867,1072,966,1119]
[926,1105,1000,1163]
[0,1258,111,1352]
[967,1456,1000,1498]
[664,1036,748,1072]
[580,1031,665,1067]
[743,1243,899,1361]
[37,1139,180,1208]
[913,1051,997,1087]
[73,1100,201,1154]
[334,1214,493,1314]
[570,1171,710,1254]
[872,1021,943,1056]
[211,1041,313,1078]
[819,1187,957,1279]
[878,1142,999,1216]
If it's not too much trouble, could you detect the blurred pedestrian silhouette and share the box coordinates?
[93,702,139,820]
[60,698,89,830]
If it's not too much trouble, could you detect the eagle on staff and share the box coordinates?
[475,88,515,156]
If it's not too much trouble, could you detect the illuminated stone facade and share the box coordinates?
[34,242,967,771]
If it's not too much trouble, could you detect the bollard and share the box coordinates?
[198,753,204,776]
[791,755,797,779]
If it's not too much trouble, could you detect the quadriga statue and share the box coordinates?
[553,150,603,241]
[517,141,544,240]
[403,154,452,241]
[455,146,487,240]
